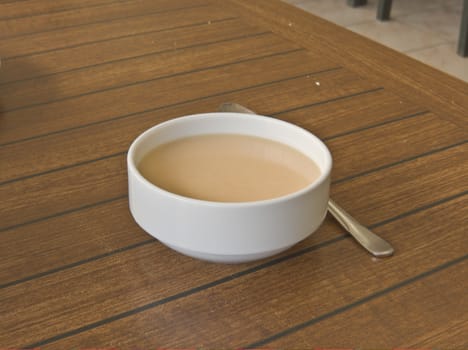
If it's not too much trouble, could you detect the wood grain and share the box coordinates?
[0,0,208,38]
[226,0,468,127]
[0,4,229,58]
[278,88,424,138]
[0,198,145,286]
[3,109,464,231]
[268,257,468,349]
[1,68,379,182]
[3,195,463,348]
[332,145,467,225]
[1,154,127,230]
[0,143,465,280]
[1,0,467,347]
[1,49,335,144]
[327,112,467,180]
[0,33,296,111]
[0,0,123,19]
[412,320,468,349]
[0,18,265,83]
[0,87,435,286]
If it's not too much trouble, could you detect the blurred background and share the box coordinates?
[283,0,467,82]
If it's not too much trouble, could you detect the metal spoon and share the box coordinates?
[218,102,394,258]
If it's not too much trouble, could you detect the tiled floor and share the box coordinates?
[283,0,468,82]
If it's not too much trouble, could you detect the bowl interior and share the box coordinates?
[129,112,332,193]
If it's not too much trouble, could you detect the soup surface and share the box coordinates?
[138,134,321,202]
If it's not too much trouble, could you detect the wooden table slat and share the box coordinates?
[0,50,337,145]
[0,18,261,84]
[268,257,468,348]
[0,4,233,58]
[0,0,126,19]
[1,118,465,232]
[1,155,127,230]
[1,144,465,279]
[333,145,467,224]
[328,112,467,181]
[1,0,467,347]
[0,0,209,39]
[225,0,468,127]
[1,87,445,286]
[1,68,382,182]
[0,198,142,286]
[1,33,297,111]
[0,108,467,228]
[2,195,464,348]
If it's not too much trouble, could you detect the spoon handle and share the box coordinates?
[218,102,394,258]
[219,102,256,114]
[327,199,393,257]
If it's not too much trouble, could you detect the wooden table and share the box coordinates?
[1,0,467,348]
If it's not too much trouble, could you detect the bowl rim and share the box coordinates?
[127,112,332,207]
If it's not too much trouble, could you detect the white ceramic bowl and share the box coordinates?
[127,113,332,263]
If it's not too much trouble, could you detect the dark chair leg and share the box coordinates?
[458,0,468,57]
[377,0,393,20]
[347,0,367,7]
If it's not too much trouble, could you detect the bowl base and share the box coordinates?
[162,242,293,264]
